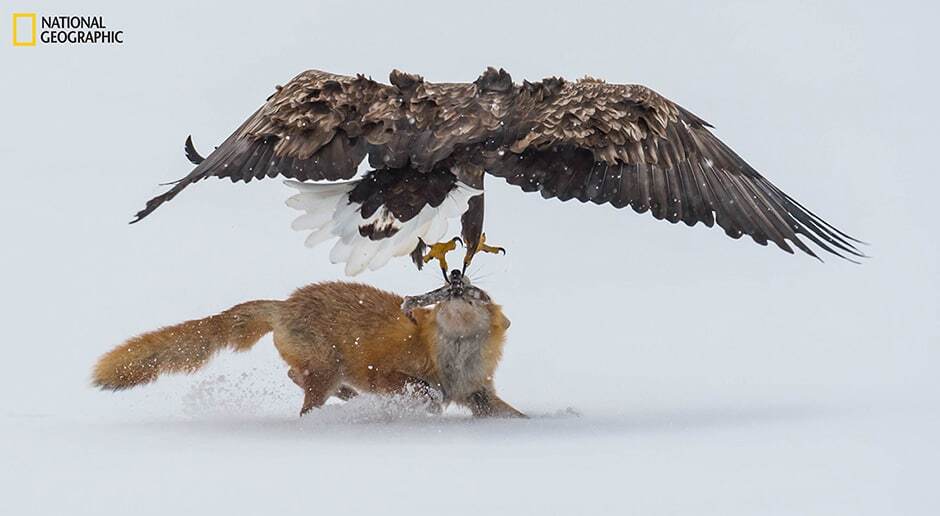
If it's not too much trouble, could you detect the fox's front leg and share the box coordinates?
[374,371,443,414]
[465,390,527,418]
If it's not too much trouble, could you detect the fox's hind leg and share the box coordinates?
[290,371,357,403]
[274,330,341,416]
[287,367,305,388]
[292,363,341,416]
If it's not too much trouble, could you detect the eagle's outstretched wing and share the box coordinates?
[132,70,399,222]
[134,67,864,271]
[488,78,865,261]
[132,68,505,274]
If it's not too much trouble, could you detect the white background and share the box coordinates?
[1,1,937,514]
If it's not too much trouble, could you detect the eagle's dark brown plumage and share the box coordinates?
[134,67,864,274]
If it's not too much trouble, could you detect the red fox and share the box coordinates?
[92,271,524,418]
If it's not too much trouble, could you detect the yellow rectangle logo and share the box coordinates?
[12,13,37,47]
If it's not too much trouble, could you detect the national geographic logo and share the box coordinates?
[12,13,124,46]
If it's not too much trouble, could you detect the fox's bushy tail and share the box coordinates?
[92,300,281,390]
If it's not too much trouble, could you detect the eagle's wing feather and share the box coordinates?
[132,70,399,222]
[489,79,864,261]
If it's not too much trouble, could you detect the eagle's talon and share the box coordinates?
[476,233,506,256]
[422,237,462,277]
[462,233,507,272]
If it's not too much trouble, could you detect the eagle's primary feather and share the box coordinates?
[132,67,865,273]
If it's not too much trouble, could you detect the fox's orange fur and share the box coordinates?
[93,281,523,417]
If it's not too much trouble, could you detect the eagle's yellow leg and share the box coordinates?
[423,237,463,277]
[462,233,506,270]
[476,233,506,256]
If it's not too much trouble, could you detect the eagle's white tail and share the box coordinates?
[285,180,480,275]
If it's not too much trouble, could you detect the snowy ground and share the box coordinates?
[3,349,938,515]
[3,1,939,514]
[5,402,937,515]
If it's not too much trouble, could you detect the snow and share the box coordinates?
[2,350,938,515]
[3,0,940,514]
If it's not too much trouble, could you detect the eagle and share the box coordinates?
[132,67,864,276]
